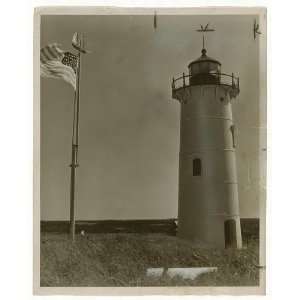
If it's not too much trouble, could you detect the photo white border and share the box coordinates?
[33,6,267,296]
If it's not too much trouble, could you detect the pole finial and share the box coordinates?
[72,32,89,54]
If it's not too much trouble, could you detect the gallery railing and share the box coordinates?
[171,72,240,92]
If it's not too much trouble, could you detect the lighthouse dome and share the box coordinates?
[189,49,221,66]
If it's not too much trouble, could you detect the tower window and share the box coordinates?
[230,125,236,148]
[193,158,202,176]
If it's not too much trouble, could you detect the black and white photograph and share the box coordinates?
[34,7,266,295]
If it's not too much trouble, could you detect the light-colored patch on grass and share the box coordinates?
[40,233,259,287]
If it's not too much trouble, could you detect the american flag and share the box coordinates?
[40,43,78,90]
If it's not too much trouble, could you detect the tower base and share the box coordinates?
[177,216,243,249]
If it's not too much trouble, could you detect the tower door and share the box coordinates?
[224,219,237,248]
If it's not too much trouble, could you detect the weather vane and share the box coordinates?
[196,23,215,49]
[253,19,261,40]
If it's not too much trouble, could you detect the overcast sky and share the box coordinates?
[40,14,261,220]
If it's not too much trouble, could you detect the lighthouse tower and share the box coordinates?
[172,38,242,248]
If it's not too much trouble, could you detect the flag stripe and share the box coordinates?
[43,64,74,77]
[43,46,57,60]
[45,46,57,59]
[40,49,51,62]
[46,65,74,77]
[41,44,64,62]
[40,55,46,64]
[50,44,61,56]
[52,47,62,58]
[48,44,62,59]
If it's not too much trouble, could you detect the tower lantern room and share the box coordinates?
[188,48,221,85]
[172,47,239,98]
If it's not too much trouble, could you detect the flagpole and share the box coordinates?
[69,50,81,241]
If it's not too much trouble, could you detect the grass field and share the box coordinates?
[40,232,259,287]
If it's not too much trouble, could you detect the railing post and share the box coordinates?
[232,73,234,86]
[183,72,185,87]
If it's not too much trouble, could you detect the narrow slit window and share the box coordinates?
[193,158,202,176]
[230,125,236,148]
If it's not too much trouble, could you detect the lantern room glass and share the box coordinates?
[189,61,220,76]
